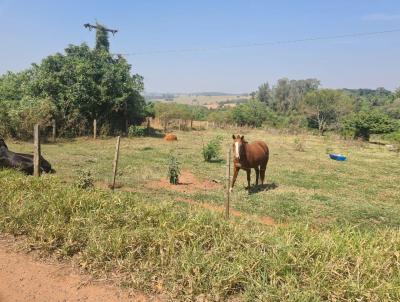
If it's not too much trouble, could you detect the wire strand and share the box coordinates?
[115,29,400,56]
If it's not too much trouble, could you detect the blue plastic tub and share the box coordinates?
[329,153,347,161]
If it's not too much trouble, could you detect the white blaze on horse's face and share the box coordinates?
[235,142,240,159]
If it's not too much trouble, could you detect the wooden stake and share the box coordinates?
[225,148,231,219]
[111,136,121,191]
[93,119,97,140]
[33,124,41,177]
[52,119,56,142]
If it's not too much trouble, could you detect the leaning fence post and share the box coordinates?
[33,124,41,177]
[225,148,231,219]
[52,119,56,142]
[93,119,97,140]
[111,136,121,191]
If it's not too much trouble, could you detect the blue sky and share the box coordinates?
[1,0,399,93]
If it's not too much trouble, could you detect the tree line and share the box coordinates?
[154,79,399,142]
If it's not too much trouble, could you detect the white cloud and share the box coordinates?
[363,13,400,21]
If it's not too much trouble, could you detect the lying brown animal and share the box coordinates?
[164,133,178,141]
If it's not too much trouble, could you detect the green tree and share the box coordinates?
[0,43,145,138]
[257,82,273,106]
[395,87,400,99]
[342,110,396,141]
[302,89,354,135]
[232,99,272,127]
[273,78,320,113]
[207,109,233,126]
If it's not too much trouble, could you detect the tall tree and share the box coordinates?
[0,43,145,137]
[301,89,353,135]
[272,78,320,113]
[257,82,273,106]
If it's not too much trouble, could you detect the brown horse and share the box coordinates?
[230,135,269,191]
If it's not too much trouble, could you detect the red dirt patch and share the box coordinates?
[175,197,276,226]
[145,170,221,193]
[0,235,161,302]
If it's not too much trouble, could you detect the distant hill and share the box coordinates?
[144,92,251,106]
[144,91,248,98]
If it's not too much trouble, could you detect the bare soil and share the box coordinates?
[145,170,221,193]
[0,235,160,302]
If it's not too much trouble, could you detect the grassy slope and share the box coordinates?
[2,129,400,301]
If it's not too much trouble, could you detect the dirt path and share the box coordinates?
[0,236,158,302]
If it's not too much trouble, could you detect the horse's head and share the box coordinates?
[0,137,8,150]
[232,134,246,161]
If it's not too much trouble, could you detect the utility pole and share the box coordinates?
[84,23,118,35]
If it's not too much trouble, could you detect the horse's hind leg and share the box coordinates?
[260,161,268,185]
[255,167,260,186]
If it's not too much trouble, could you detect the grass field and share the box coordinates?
[1,129,400,301]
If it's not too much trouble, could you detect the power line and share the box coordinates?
[116,28,400,56]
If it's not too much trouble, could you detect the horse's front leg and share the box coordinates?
[246,169,251,189]
[230,167,239,192]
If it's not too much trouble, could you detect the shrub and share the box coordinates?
[128,125,158,137]
[384,131,400,155]
[128,125,146,137]
[202,136,222,162]
[75,169,94,189]
[0,101,13,138]
[1,98,57,140]
[167,153,180,184]
[99,123,111,137]
[342,110,395,141]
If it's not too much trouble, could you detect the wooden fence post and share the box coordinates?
[52,119,56,142]
[111,136,121,191]
[225,148,231,219]
[93,119,97,140]
[33,124,41,177]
